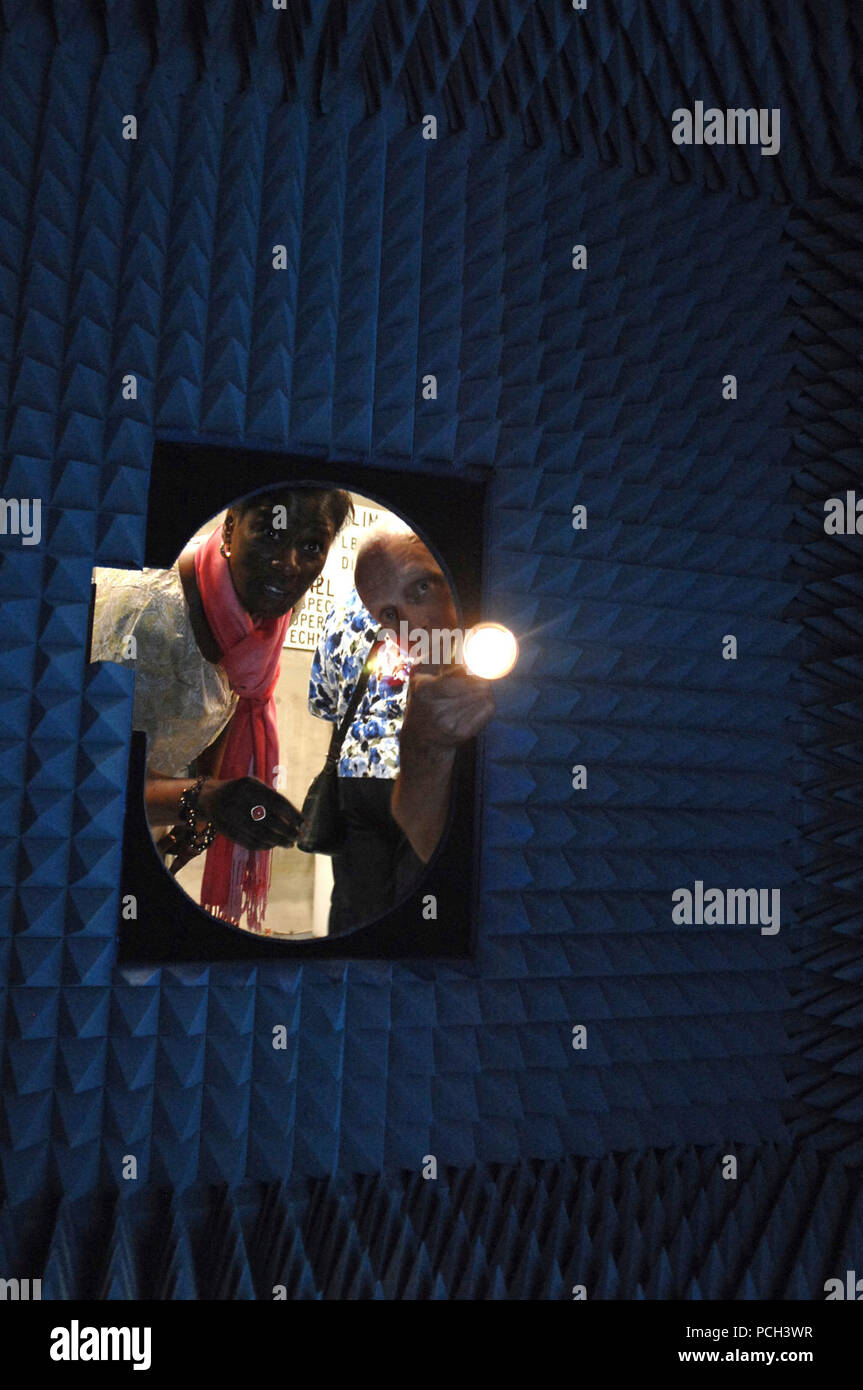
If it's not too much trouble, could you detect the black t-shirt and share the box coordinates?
[327,778,425,935]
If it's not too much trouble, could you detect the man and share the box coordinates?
[309,528,495,934]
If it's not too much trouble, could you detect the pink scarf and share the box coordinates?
[194,527,291,932]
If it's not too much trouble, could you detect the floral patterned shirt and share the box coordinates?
[308,590,409,778]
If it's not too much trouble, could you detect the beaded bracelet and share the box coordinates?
[177,775,217,855]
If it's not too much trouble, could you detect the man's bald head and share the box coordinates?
[355,531,428,600]
[355,528,458,655]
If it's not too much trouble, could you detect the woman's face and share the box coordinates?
[223,493,337,620]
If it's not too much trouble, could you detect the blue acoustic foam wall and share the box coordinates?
[2,1145,863,1300]
[0,0,861,1295]
[785,172,863,1160]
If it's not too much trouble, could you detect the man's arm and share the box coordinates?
[390,669,495,862]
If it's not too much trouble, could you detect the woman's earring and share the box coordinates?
[220,540,231,558]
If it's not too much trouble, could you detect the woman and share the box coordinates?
[90,486,354,931]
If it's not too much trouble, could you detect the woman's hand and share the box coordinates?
[199,777,305,851]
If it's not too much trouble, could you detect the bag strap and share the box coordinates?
[324,630,383,769]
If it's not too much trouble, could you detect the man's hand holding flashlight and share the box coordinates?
[402,666,496,750]
[392,667,496,863]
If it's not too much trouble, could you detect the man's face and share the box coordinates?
[224,493,336,620]
[358,537,459,654]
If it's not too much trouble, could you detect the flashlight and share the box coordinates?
[463,623,519,680]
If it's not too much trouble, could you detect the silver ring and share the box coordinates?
[250,805,267,822]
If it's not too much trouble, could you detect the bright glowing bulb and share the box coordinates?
[463,623,519,680]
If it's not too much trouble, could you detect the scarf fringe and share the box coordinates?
[201,842,272,934]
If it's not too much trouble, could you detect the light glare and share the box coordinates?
[463,623,518,680]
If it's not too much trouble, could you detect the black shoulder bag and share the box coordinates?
[297,634,382,855]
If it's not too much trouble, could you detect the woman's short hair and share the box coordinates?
[233,487,354,534]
